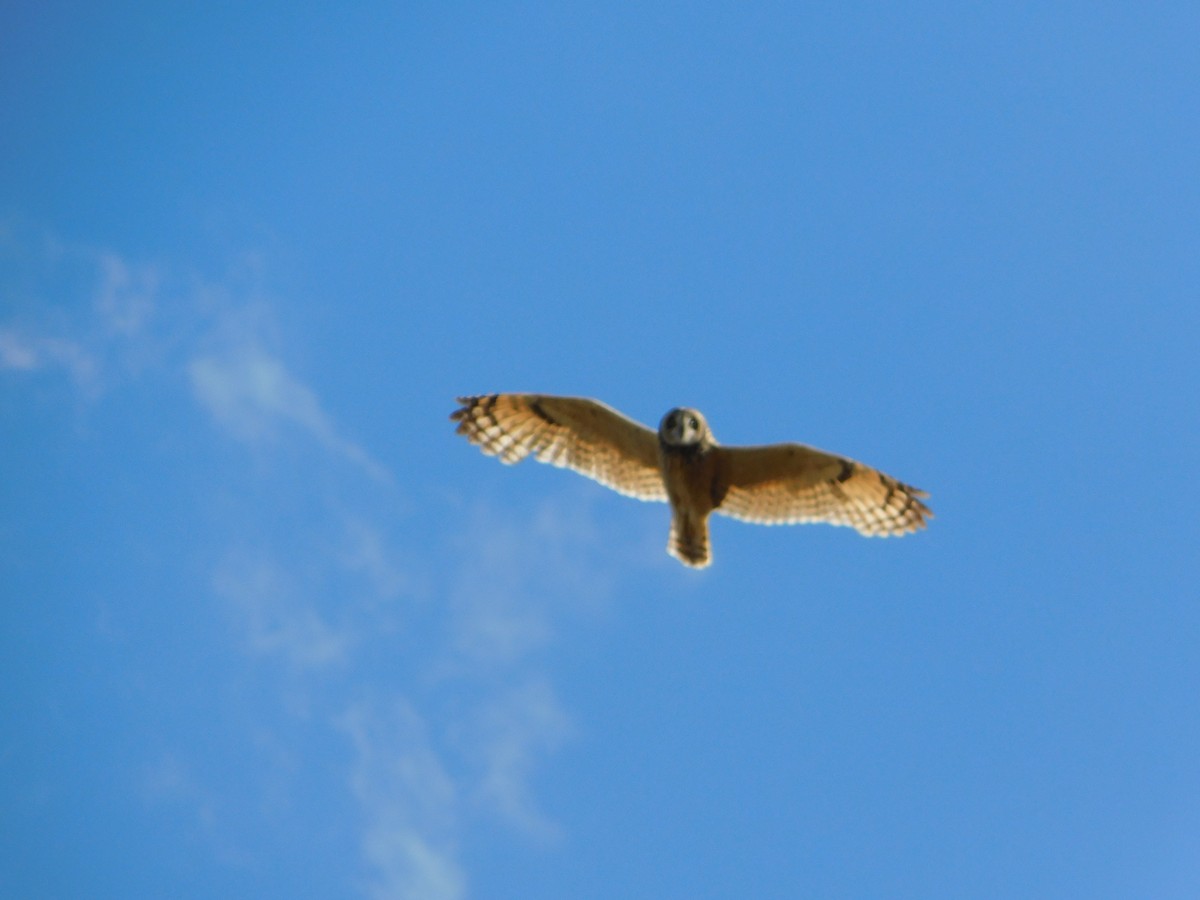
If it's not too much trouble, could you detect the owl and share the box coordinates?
[451,394,931,568]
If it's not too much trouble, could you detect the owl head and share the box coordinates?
[659,407,711,448]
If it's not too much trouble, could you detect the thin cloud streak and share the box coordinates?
[189,348,392,484]
[0,327,98,388]
[341,700,466,900]
[214,553,352,669]
[459,679,572,841]
[94,251,159,336]
[444,500,611,670]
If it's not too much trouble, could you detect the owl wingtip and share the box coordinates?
[451,395,490,421]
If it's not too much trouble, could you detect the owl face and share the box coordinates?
[659,407,709,448]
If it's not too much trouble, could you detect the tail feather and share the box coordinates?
[669,510,711,568]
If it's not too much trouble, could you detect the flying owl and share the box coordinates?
[450,394,931,568]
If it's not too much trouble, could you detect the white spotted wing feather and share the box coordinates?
[716,443,930,536]
[450,394,667,501]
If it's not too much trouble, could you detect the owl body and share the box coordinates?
[451,394,931,568]
[656,407,726,566]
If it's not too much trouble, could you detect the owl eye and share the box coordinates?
[688,417,698,430]
[666,414,677,427]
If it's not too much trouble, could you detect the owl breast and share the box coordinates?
[658,443,728,515]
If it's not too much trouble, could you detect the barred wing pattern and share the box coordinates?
[716,443,931,536]
[451,394,668,501]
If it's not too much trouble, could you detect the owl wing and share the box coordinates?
[715,442,931,536]
[451,394,668,502]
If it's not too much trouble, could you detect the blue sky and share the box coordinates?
[3,3,1199,897]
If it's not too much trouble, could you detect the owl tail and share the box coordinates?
[669,510,711,568]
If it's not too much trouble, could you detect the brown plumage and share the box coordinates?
[451,394,931,568]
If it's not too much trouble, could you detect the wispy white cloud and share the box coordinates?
[457,679,572,840]
[139,751,254,869]
[94,251,160,336]
[341,700,466,900]
[0,327,99,388]
[339,517,413,604]
[189,347,391,484]
[445,497,613,669]
[189,349,324,442]
[140,751,219,828]
[214,552,352,669]
[244,497,606,893]
[0,224,169,390]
